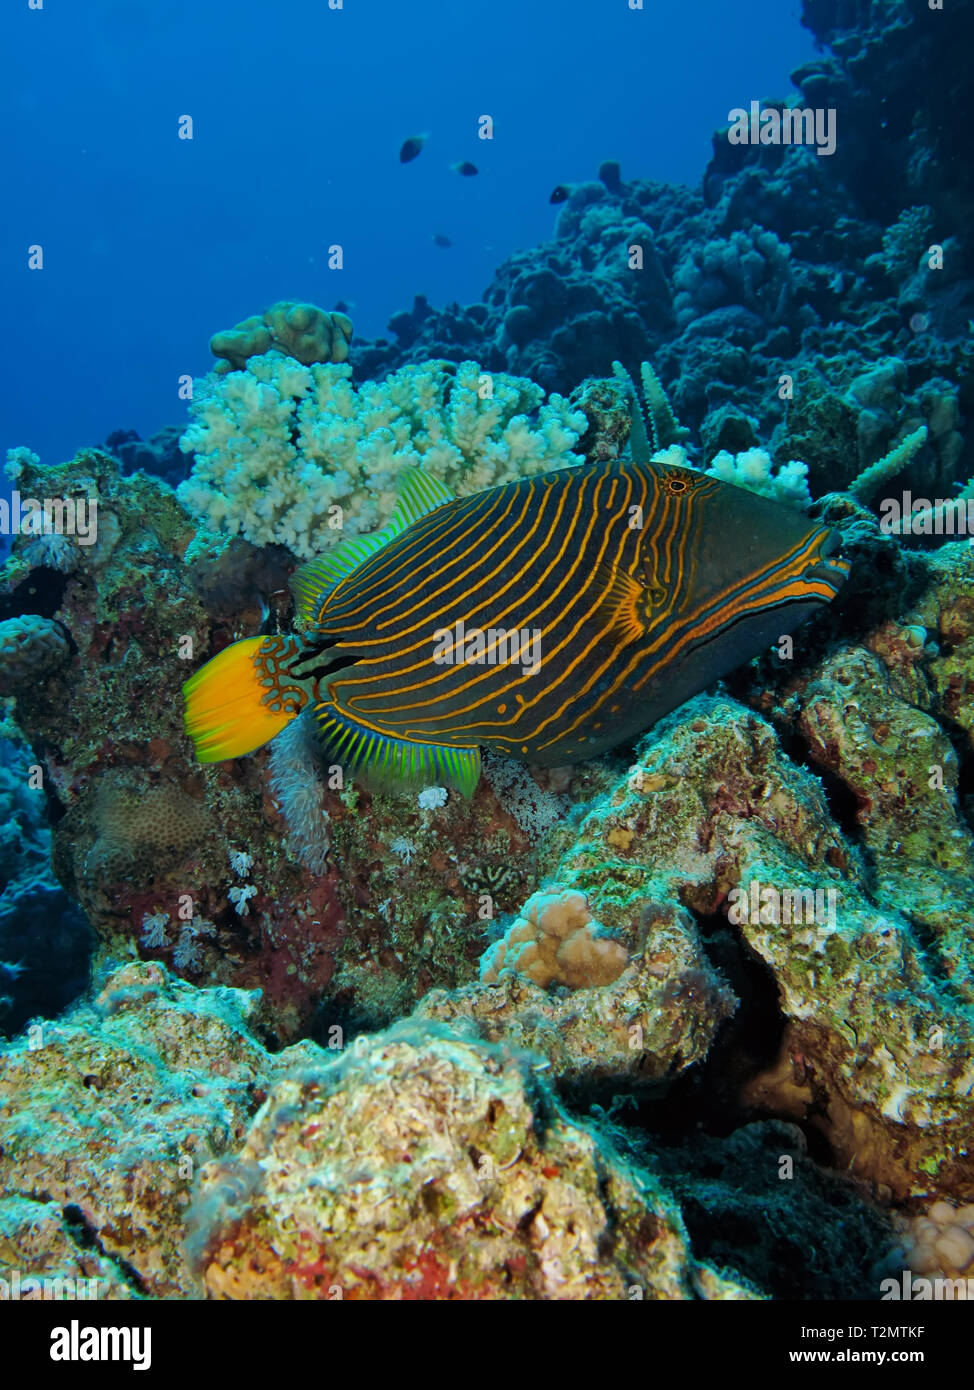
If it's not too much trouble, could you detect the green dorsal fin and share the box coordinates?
[312,701,481,798]
[291,467,455,623]
[394,466,455,524]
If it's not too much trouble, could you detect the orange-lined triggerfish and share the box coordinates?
[183,459,849,796]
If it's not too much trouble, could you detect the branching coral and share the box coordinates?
[847,425,929,504]
[178,356,587,558]
[612,359,689,458]
[704,447,813,509]
[615,360,811,507]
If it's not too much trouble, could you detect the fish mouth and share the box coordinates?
[802,527,850,596]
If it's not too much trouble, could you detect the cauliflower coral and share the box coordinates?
[177,355,588,558]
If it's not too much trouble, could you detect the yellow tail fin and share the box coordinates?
[183,637,296,763]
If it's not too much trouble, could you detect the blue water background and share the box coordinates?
[1,0,815,469]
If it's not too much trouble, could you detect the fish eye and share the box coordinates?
[662,470,698,496]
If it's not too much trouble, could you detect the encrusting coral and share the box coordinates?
[82,773,214,880]
[178,355,587,558]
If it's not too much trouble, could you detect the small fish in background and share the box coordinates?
[432,233,452,248]
[451,161,478,177]
[399,133,428,163]
[549,184,573,204]
[333,299,354,314]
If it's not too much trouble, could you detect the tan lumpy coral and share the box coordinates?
[897,1200,974,1280]
[480,888,629,988]
[210,300,353,372]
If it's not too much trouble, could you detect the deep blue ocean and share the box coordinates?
[2,0,813,465]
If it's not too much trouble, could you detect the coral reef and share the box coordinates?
[0,959,775,1300]
[104,426,188,487]
[0,961,320,1296]
[342,4,972,522]
[417,547,974,1203]
[1,0,973,1303]
[191,1021,709,1300]
[0,448,345,1041]
[3,420,973,1207]
[0,730,92,1037]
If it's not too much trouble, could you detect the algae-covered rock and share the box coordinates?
[0,961,320,1297]
[1,961,754,1301]
[190,1021,701,1300]
[417,677,974,1203]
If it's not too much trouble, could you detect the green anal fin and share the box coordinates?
[313,701,481,798]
